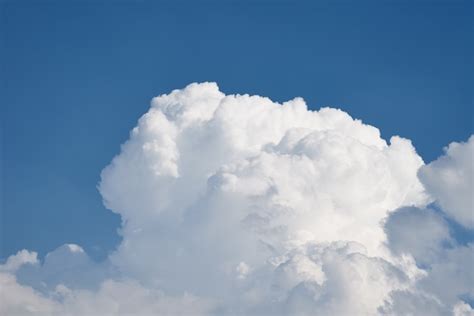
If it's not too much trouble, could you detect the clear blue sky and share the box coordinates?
[1,0,472,261]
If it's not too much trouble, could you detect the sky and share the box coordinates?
[2,0,472,262]
[0,1,473,315]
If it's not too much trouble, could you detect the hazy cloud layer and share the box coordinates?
[2,83,472,315]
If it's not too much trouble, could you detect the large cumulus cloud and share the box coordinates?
[2,83,472,315]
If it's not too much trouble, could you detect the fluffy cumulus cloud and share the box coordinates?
[418,136,474,229]
[2,83,473,315]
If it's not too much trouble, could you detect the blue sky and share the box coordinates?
[1,0,473,262]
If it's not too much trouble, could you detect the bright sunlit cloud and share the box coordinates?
[1,83,472,316]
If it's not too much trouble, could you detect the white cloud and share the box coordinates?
[382,234,474,314]
[97,82,430,313]
[453,301,474,316]
[418,136,474,228]
[383,137,474,314]
[0,272,213,316]
[0,249,38,273]
[385,206,453,266]
[12,244,115,293]
[0,272,58,316]
[2,83,472,315]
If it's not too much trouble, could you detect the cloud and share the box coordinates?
[418,136,474,229]
[0,272,59,316]
[12,244,116,293]
[0,249,39,273]
[0,272,213,316]
[383,137,474,315]
[2,82,472,315]
[385,206,453,266]
[386,207,473,305]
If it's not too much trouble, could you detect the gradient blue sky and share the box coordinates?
[1,0,473,261]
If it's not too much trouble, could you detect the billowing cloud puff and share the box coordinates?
[418,136,474,228]
[2,83,472,315]
[385,207,453,266]
[383,137,474,315]
[0,271,213,316]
